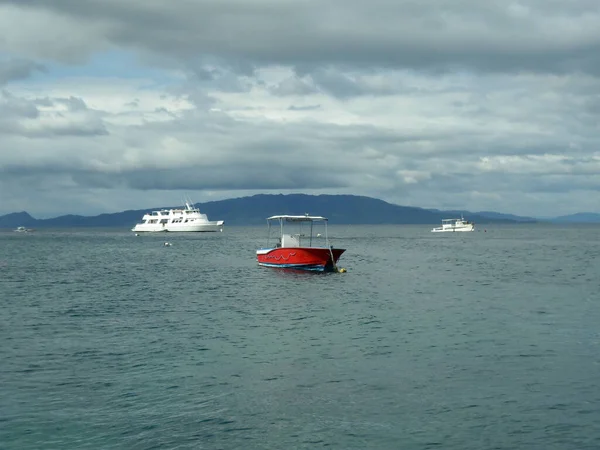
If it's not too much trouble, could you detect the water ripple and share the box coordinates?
[1,225,599,449]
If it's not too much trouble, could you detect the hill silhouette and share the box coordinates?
[0,193,547,228]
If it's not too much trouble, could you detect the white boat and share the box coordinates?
[14,226,33,232]
[131,202,224,233]
[431,216,475,232]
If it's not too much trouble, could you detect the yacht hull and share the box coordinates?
[132,221,224,233]
[431,225,474,232]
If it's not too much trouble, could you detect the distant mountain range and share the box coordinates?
[0,194,598,228]
[550,212,600,223]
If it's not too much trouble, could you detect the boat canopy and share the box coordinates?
[267,215,328,222]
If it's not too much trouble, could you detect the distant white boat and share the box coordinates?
[14,226,33,233]
[431,216,474,233]
[131,201,224,233]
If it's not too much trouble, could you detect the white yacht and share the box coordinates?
[132,202,224,233]
[431,216,475,232]
[14,226,34,232]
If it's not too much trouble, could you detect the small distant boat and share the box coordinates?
[431,216,475,233]
[256,214,346,272]
[131,201,224,233]
[14,226,33,233]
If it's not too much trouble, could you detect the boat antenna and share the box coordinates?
[183,193,193,210]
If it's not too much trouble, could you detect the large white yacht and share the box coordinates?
[431,216,475,233]
[132,202,224,233]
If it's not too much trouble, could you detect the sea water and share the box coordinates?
[1,224,599,449]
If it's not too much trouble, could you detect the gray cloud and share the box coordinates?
[1,67,598,215]
[0,90,39,118]
[269,76,318,96]
[3,0,600,74]
[2,93,597,194]
[309,69,396,98]
[0,58,46,85]
[1,0,600,217]
[71,166,349,192]
[0,91,108,137]
[288,104,321,111]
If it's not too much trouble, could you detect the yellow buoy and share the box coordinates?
[338,268,347,273]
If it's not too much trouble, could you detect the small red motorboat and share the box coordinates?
[256,214,345,272]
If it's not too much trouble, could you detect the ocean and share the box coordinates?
[1,224,599,449]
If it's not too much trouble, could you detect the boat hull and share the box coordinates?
[256,247,345,272]
[132,221,224,233]
[431,225,474,232]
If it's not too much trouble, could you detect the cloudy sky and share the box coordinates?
[1,0,599,218]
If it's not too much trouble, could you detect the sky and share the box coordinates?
[0,0,599,218]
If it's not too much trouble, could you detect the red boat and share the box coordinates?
[256,214,346,272]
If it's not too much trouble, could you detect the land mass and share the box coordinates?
[0,194,597,228]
